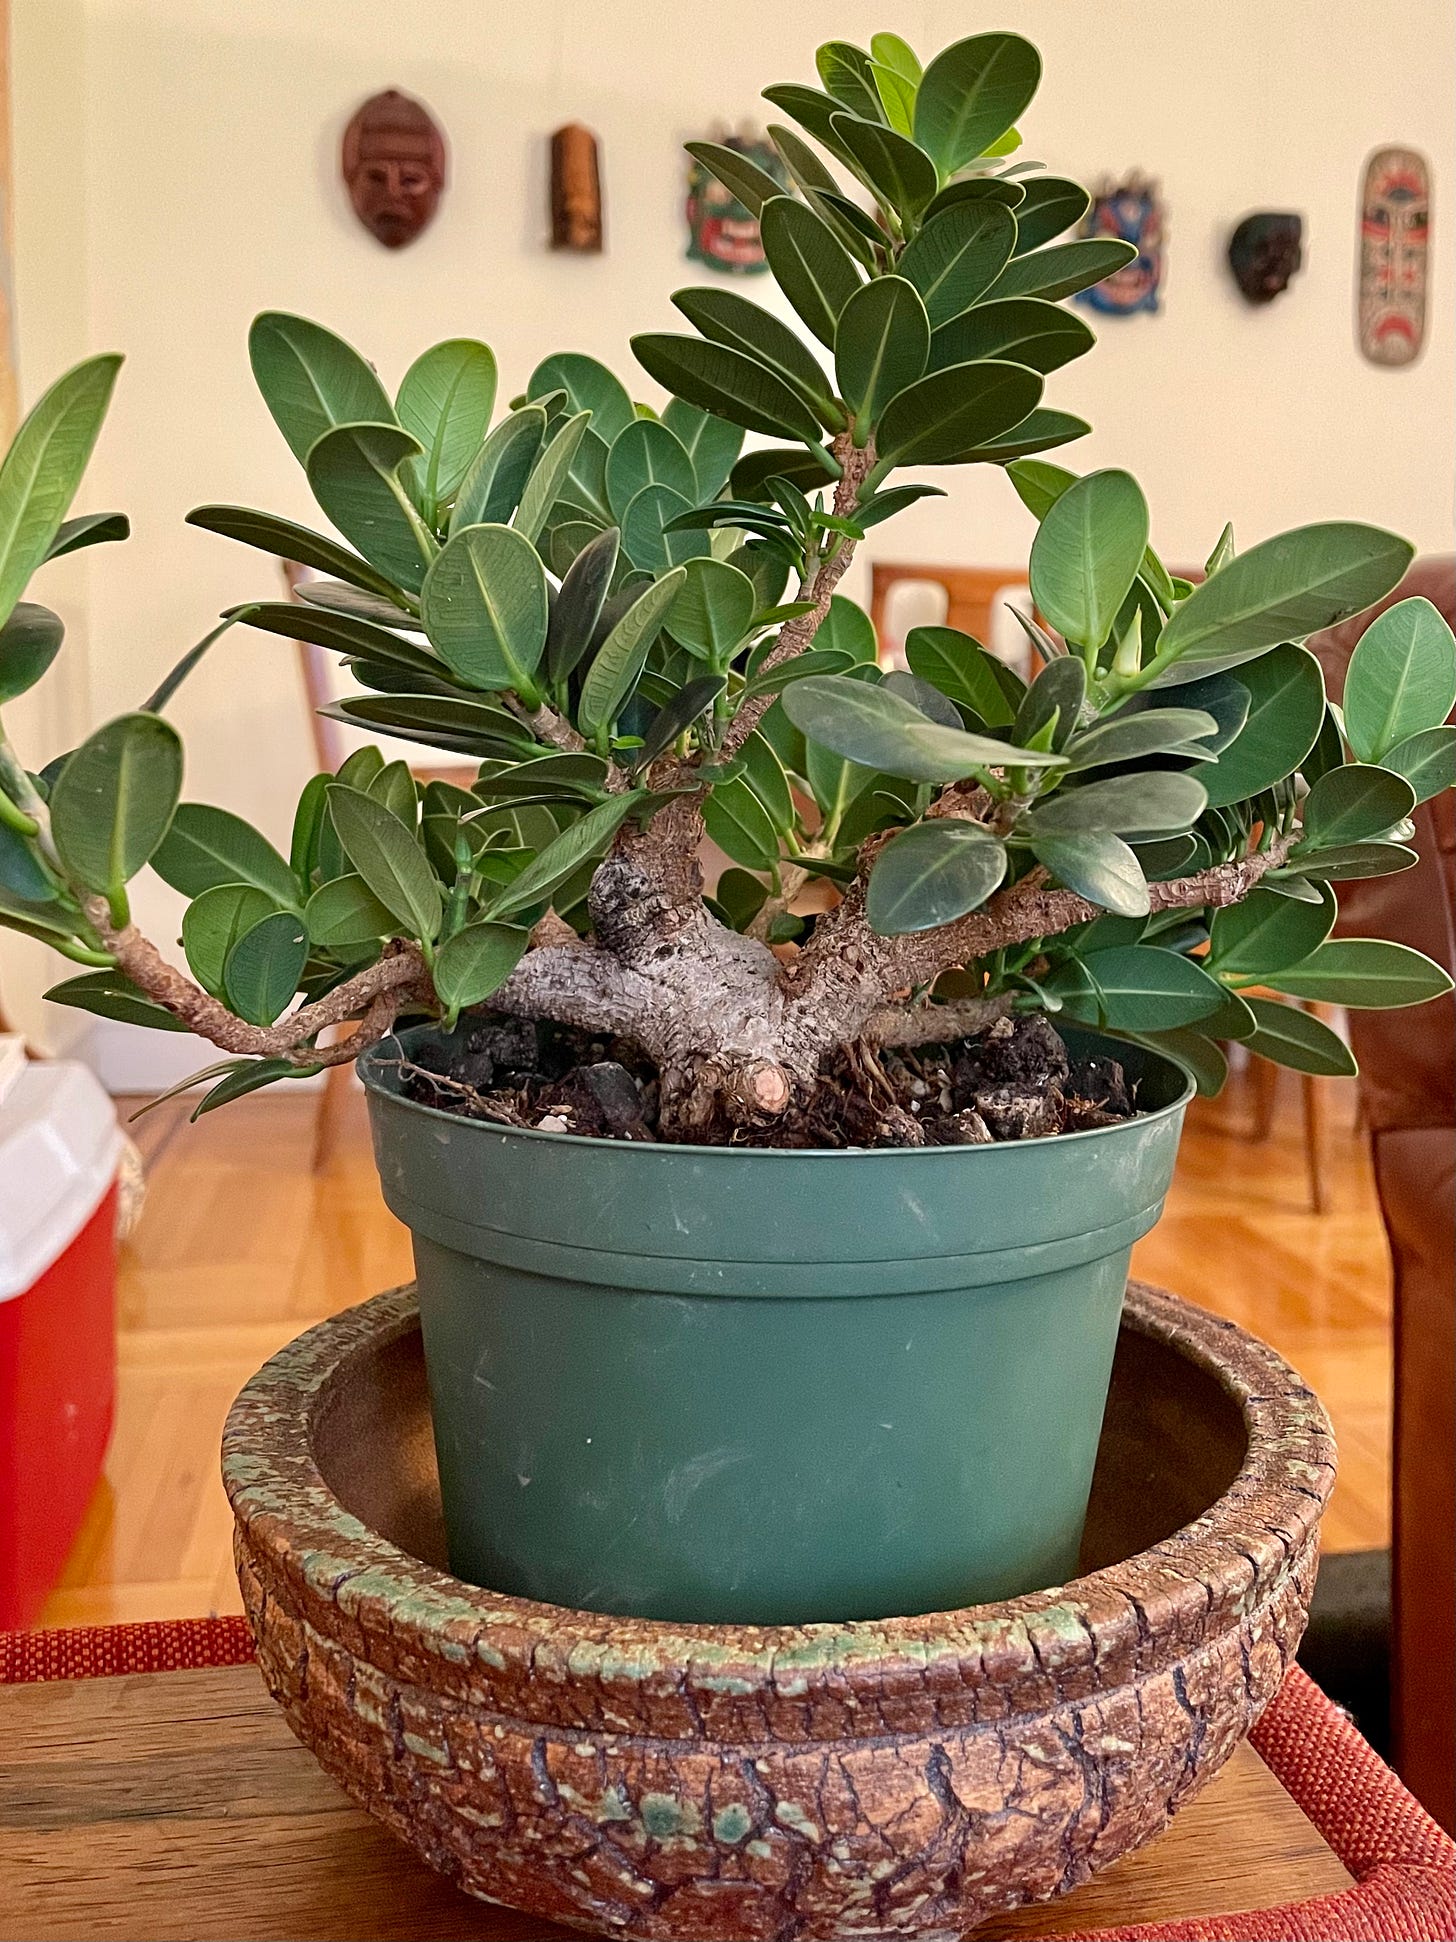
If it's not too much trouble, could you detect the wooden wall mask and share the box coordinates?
[1358,147,1430,366]
[551,125,604,252]
[342,90,447,249]
[1228,213,1304,304]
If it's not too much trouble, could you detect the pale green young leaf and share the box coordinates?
[0,354,122,630]
[1343,597,1456,762]
[50,712,183,896]
[396,339,499,509]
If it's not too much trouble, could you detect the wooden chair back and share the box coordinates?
[870,562,1033,668]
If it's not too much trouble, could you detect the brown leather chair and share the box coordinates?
[1308,557,1456,1833]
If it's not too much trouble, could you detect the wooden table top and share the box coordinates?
[0,1662,1351,1941]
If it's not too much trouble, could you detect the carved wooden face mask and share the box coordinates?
[1358,147,1430,366]
[1228,214,1303,304]
[342,91,447,249]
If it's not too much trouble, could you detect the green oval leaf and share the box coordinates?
[1152,524,1414,681]
[578,568,688,739]
[782,675,1066,783]
[433,921,530,1015]
[758,197,863,351]
[486,793,644,922]
[620,484,708,574]
[527,353,636,444]
[904,626,1019,727]
[1302,763,1417,848]
[184,505,409,604]
[44,968,188,1032]
[304,872,396,950]
[248,313,396,467]
[0,602,65,705]
[874,360,1043,467]
[449,407,546,535]
[50,712,183,896]
[1029,468,1149,655]
[182,883,282,996]
[985,238,1137,304]
[396,338,499,510]
[631,333,825,444]
[1284,842,1418,882]
[1343,597,1456,762]
[661,400,744,500]
[222,910,309,1027]
[325,783,442,942]
[305,422,435,594]
[703,774,780,870]
[546,526,620,683]
[1263,938,1454,1009]
[673,288,837,424]
[913,32,1041,173]
[828,114,938,222]
[1065,706,1220,772]
[835,277,930,431]
[1200,644,1326,808]
[1049,944,1226,1031]
[151,802,297,905]
[1027,769,1208,836]
[665,557,757,663]
[900,202,1017,327]
[1208,885,1337,978]
[1240,996,1358,1078]
[0,354,123,631]
[421,523,549,697]
[604,419,697,526]
[1031,830,1150,918]
[867,820,1007,934]
[684,140,786,218]
[1012,177,1093,254]
[1381,725,1456,804]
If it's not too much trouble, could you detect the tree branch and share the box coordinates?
[503,693,589,756]
[83,896,433,1062]
[864,992,1018,1047]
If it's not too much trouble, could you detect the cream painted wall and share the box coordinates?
[7,0,1455,1049]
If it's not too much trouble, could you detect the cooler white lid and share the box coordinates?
[0,1060,123,1302]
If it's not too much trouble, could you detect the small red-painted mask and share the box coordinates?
[342,90,447,250]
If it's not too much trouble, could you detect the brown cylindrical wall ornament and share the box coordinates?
[550,123,604,252]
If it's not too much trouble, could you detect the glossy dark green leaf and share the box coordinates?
[783,674,1064,783]
[0,818,60,905]
[986,238,1137,303]
[487,794,644,921]
[665,557,757,663]
[1121,1027,1227,1096]
[1280,842,1418,883]
[449,407,546,533]
[621,485,708,573]
[1200,645,1326,808]
[913,32,1041,172]
[922,176,1025,219]
[851,483,947,531]
[661,400,743,500]
[579,568,687,738]
[50,713,183,895]
[1013,654,1086,750]
[1029,468,1148,655]
[325,783,442,941]
[1208,884,1337,978]
[1011,177,1092,254]
[900,203,1016,328]
[0,602,64,704]
[433,921,530,1014]
[1065,706,1219,772]
[184,505,409,604]
[182,883,282,995]
[1049,944,1226,1030]
[44,969,188,1032]
[828,113,937,221]
[739,646,855,702]
[546,526,619,683]
[1115,669,1250,754]
[927,297,1094,376]
[632,333,825,444]
[306,422,434,594]
[867,819,1006,934]
[421,523,549,696]
[673,288,837,425]
[603,419,695,527]
[875,360,1043,467]
[758,197,864,351]
[514,410,591,545]
[949,410,1091,466]
[45,512,129,562]
[151,802,298,905]
[1152,524,1413,682]
[248,313,394,468]
[191,1058,316,1118]
[835,277,930,429]
[703,775,780,870]
[904,626,1017,727]
[1032,829,1150,918]
[713,865,769,930]
[1302,763,1417,848]
[222,910,308,1027]
[1343,597,1456,762]
[304,872,396,950]
[636,676,726,768]
[1027,769,1207,836]
[321,693,530,761]
[396,339,498,510]
[1241,996,1357,1078]
[1381,725,1456,804]
[760,84,880,182]
[1264,938,1454,1009]
[527,353,635,444]
[0,354,122,630]
[683,140,786,218]
[880,669,962,729]
[235,598,445,682]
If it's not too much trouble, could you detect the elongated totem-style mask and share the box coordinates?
[1358,147,1430,366]
[342,90,447,249]
[1228,213,1304,304]
[551,124,604,252]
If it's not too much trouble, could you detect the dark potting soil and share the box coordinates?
[388,1012,1139,1149]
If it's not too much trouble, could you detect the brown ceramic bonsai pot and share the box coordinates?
[223,1280,1334,1941]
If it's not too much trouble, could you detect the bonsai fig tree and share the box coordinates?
[4,31,1453,1141]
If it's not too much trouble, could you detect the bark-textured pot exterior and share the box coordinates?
[359,1028,1193,1624]
[224,1282,1334,1941]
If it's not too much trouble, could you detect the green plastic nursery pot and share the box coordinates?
[360,1027,1193,1626]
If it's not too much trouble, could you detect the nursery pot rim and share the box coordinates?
[222,1279,1334,1738]
[358,1021,1196,1155]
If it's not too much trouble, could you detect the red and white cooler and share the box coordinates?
[0,1055,122,1629]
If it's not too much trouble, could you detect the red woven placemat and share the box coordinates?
[3,1625,1452,1940]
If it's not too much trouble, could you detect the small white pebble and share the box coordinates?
[908,1078,929,1098]
[537,1114,570,1133]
